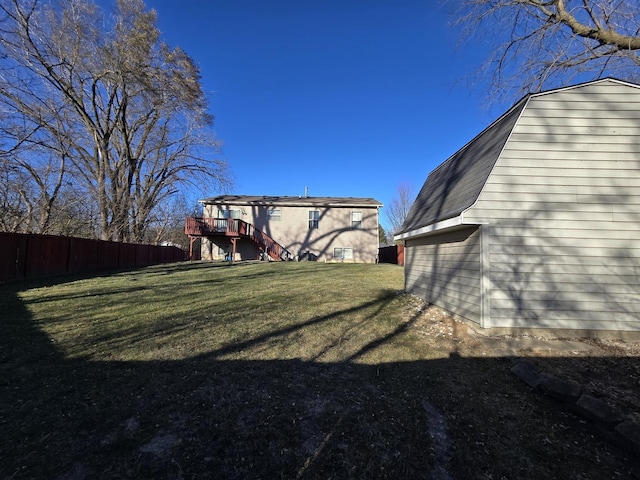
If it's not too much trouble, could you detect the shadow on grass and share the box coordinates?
[1,260,231,291]
[1,282,639,480]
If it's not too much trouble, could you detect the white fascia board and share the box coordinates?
[394,214,480,241]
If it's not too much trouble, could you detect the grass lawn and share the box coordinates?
[1,261,638,479]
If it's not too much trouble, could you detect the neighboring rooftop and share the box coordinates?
[200,195,383,207]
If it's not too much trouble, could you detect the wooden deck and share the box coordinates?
[185,217,291,261]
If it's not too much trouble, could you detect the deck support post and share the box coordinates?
[188,236,198,261]
[230,237,240,262]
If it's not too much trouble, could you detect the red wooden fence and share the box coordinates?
[0,232,186,283]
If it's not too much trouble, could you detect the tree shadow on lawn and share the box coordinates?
[2,286,640,480]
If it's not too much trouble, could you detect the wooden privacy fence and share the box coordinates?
[0,232,186,283]
[378,244,404,266]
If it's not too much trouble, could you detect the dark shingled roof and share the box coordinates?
[398,97,528,234]
[200,195,382,208]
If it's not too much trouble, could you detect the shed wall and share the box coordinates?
[465,80,640,331]
[405,226,482,325]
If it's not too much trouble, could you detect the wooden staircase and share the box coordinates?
[184,217,292,261]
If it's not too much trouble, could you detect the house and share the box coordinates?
[395,78,640,336]
[186,195,382,263]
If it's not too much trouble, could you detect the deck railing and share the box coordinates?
[184,217,245,236]
[185,217,291,261]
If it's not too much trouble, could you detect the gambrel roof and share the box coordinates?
[398,97,527,234]
[398,77,639,236]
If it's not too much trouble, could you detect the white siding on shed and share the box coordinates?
[405,227,482,325]
[464,80,640,331]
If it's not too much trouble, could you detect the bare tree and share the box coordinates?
[144,195,201,248]
[385,182,414,240]
[0,160,31,232]
[46,186,100,238]
[0,0,230,241]
[0,52,73,234]
[456,0,640,99]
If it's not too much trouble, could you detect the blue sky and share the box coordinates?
[143,0,506,230]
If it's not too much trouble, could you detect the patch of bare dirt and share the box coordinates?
[410,300,640,425]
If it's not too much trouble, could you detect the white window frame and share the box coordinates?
[351,211,362,229]
[309,210,319,229]
[219,209,241,219]
[267,209,282,221]
[333,247,353,261]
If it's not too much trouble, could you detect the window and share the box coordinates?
[333,247,353,260]
[219,209,241,219]
[309,210,319,229]
[268,209,281,221]
[351,211,362,229]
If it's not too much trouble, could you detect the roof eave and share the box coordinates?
[394,214,481,241]
[198,196,382,208]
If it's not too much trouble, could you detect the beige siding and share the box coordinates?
[465,80,640,331]
[201,203,379,262]
[405,227,482,325]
